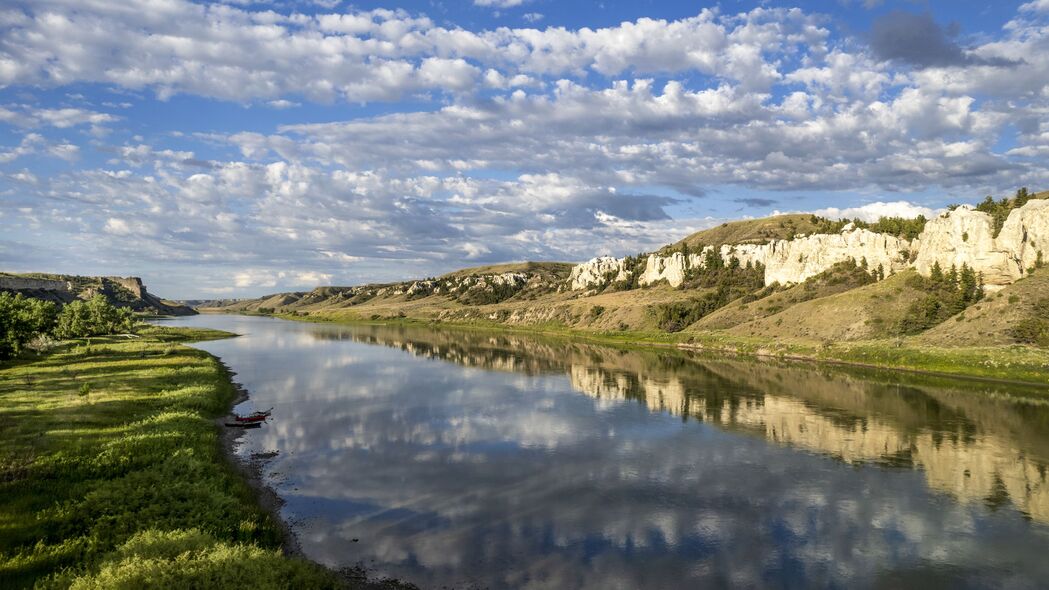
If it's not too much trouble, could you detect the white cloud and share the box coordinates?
[0,2,826,101]
[0,105,119,129]
[474,0,528,8]
[233,269,333,289]
[1020,0,1049,13]
[3,2,1049,296]
[266,99,300,109]
[810,201,940,222]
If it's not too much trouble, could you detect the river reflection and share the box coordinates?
[168,315,1049,589]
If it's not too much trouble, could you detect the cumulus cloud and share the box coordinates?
[0,105,119,129]
[810,201,940,222]
[0,2,826,101]
[2,1,1049,296]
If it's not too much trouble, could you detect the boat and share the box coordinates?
[224,421,263,429]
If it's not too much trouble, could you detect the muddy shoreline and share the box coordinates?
[215,362,304,557]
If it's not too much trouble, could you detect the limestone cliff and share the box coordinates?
[629,226,910,288]
[915,200,1049,288]
[638,252,705,287]
[568,257,632,290]
[758,226,911,285]
[569,197,1048,291]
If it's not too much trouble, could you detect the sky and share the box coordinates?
[1,0,1049,298]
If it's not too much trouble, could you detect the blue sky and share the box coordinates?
[1,0,1048,297]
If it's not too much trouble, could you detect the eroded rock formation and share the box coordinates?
[569,198,1049,291]
[568,257,633,290]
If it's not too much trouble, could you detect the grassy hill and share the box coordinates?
[693,260,878,331]
[439,261,573,279]
[917,269,1049,347]
[717,270,926,344]
[664,214,834,252]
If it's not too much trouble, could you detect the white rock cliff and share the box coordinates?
[568,256,633,290]
[569,198,1049,291]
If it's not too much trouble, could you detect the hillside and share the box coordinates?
[916,268,1049,347]
[717,270,925,343]
[0,273,194,316]
[665,214,832,252]
[439,261,574,279]
[202,189,1049,374]
[693,260,878,331]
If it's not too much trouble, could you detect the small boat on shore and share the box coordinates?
[224,421,263,429]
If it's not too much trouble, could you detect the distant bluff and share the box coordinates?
[0,273,195,316]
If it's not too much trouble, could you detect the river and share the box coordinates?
[163,314,1049,589]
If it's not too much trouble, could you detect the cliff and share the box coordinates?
[0,273,195,316]
[570,196,1048,291]
[915,200,1049,289]
[204,190,1049,350]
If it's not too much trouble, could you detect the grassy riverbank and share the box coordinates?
[268,311,1049,385]
[0,326,341,589]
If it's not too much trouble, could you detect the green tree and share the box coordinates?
[0,292,58,359]
[55,300,93,339]
[54,296,137,338]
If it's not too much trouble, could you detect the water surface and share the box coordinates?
[165,315,1049,589]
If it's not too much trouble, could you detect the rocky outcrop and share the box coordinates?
[568,198,1049,292]
[627,225,910,289]
[108,276,145,298]
[915,200,1049,289]
[759,226,911,285]
[0,276,71,292]
[0,273,194,315]
[568,257,632,290]
[638,252,706,287]
[1000,199,1049,273]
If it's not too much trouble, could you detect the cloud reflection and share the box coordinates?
[178,316,1049,589]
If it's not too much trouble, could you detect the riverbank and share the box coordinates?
[262,311,1049,386]
[0,325,357,588]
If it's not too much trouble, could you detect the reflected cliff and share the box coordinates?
[166,315,1049,589]
[313,323,1049,525]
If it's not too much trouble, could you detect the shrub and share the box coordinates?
[1010,318,1049,347]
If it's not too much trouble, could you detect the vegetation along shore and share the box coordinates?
[0,303,416,588]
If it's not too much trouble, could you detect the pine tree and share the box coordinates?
[930,261,944,286]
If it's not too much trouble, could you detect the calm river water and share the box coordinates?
[164,314,1049,589]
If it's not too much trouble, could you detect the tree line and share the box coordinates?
[0,293,137,359]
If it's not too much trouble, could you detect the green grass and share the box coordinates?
[0,325,341,589]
